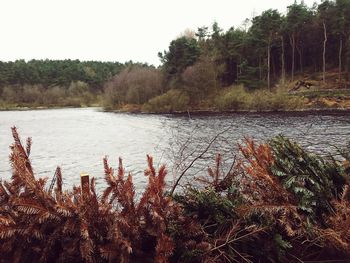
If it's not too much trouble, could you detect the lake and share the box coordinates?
[1,108,350,193]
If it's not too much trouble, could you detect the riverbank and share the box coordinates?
[107,98,350,115]
[0,104,101,111]
[3,87,350,114]
[108,107,350,117]
[4,100,350,115]
[106,78,350,114]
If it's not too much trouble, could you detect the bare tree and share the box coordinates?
[104,66,163,107]
[182,56,218,101]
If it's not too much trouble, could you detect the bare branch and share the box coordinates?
[169,126,231,196]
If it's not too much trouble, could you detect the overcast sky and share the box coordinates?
[0,0,319,66]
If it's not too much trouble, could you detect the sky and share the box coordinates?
[0,0,320,66]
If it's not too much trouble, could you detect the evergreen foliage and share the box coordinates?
[0,59,124,89]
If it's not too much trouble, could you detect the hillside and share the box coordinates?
[286,69,350,110]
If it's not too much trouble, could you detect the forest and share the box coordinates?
[105,0,350,112]
[0,59,140,108]
[1,0,350,111]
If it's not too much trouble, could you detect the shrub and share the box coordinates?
[67,81,98,106]
[214,85,305,111]
[21,84,43,104]
[249,89,304,111]
[68,81,89,97]
[103,66,163,109]
[42,86,66,105]
[181,56,218,102]
[142,89,190,113]
[2,85,22,103]
[214,85,251,110]
[0,83,98,108]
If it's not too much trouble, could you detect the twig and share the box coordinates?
[208,226,264,253]
[169,127,231,196]
[288,252,305,263]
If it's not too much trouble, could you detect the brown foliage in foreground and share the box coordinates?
[237,139,303,238]
[0,127,177,263]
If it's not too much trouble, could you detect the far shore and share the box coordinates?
[0,105,100,111]
[3,104,350,116]
[106,106,350,116]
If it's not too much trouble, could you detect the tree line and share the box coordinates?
[105,0,350,112]
[0,59,125,89]
[0,60,150,107]
[159,0,350,91]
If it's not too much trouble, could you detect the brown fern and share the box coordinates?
[314,184,350,256]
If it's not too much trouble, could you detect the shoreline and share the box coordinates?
[107,107,350,116]
[2,105,350,116]
[0,105,100,111]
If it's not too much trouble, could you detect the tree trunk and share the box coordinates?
[212,57,219,91]
[267,39,271,91]
[347,35,350,88]
[339,36,343,87]
[323,21,327,86]
[272,51,276,79]
[259,56,262,81]
[289,33,295,82]
[281,36,285,85]
[296,41,303,74]
[239,55,242,75]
